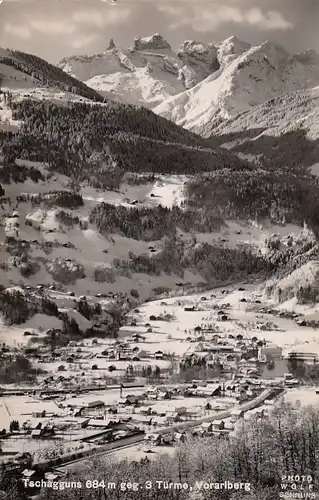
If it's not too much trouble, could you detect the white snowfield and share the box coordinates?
[0,151,308,309]
[126,283,319,358]
[85,66,181,108]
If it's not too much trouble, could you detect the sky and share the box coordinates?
[0,0,318,64]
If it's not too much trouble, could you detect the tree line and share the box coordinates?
[113,236,274,283]
[0,98,248,189]
[185,169,319,230]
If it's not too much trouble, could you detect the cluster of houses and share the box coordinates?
[10,381,250,448]
[179,317,308,382]
[52,378,273,446]
[0,286,308,466]
[144,394,278,446]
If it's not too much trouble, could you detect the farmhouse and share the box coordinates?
[155,350,164,359]
[230,409,244,422]
[31,426,54,439]
[32,411,46,418]
[212,420,225,431]
[31,429,42,439]
[175,406,187,415]
[192,384,221,397]
[84,400,105,409]
[22,469,43,485]
[132,333,146,342]
[130,415,153,426]
[145,433,161,445]
[174,432,186,443]
[162,434,174,445]
[118,395,140,406]
[166,412,182,423]
[87,419,120,428]
[201,422,213,433]
[157,390,171,399]
[66,400,105,410]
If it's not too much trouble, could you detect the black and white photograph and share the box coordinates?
[0,0,319,498]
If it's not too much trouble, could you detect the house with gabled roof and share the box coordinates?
[201,422,213,433]
[145,433,161,445]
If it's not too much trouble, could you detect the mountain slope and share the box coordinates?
[0,47,104,103]
[1,42,319,343]
[1,98,250,181]
[58,34,220,108]
[154,40,319,135]
[214,86,319,139]
[210,86,319,170]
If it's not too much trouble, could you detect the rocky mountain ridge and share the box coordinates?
[155,40,319,135]
[58,33,319,135]
[58,33,221,107]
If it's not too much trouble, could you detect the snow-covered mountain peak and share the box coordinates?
[154,38,319,135]
[130,33,171,52]
[178,40,216,58]
[257,40,291,61]
[58,33,319,121]
[58,34,222,107]
[177,40,220,77]
[217,36,251,66]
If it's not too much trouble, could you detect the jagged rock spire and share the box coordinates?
[107,38,115,50]
[130,34,171,52]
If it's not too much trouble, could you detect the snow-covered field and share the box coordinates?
[148,176,186,208]
[0,395,62,430]
[0,165,203,298]
[283,388,319,407]
[0,314,62,347]
[0,149,308,310]
[133,283,319,356]
[105,442,176,463]
[2,267,319,356]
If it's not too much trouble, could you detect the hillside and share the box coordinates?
[0,48,104,103]
[1,97,249,181]
[1,43,319,344]
[154,40,319,135]
[0,85,270,316]
[58,34,220,108]
[1,82,318,304]
[210,86,319,170]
